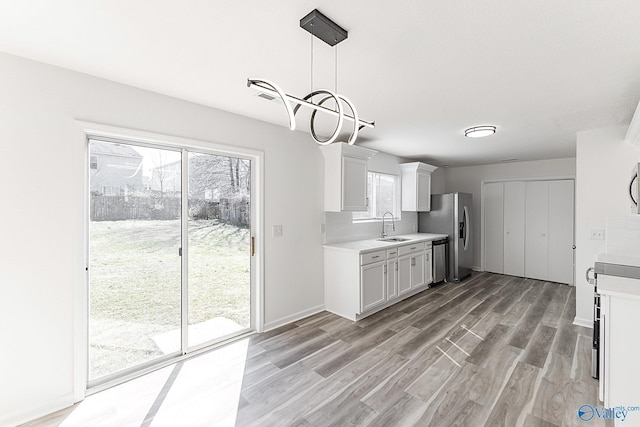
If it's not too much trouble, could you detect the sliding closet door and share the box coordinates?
[503,181,525,277]
[548,180,575,284]
[484,182,504,274]
[525,181,549,281]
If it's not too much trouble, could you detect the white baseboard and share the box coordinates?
[1,393,74,427]
[573,317,593,328]
[472,266,482,272]
[263,304,325,332]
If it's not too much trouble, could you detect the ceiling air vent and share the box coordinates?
[257,92,278,101]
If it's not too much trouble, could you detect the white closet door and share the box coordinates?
[484,182,504,274]
[504,181,525,277]
[548,180,575,284]
[525,181,549,281]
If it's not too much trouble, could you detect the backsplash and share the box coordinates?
[605,215,640,257]
[324,211,418,244]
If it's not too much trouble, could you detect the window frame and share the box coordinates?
[352,171,401,222]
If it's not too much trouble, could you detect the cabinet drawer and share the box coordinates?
[424,241,432,250]
[398,242,425,256]
[386,248,399,258]
[361,250,386,265]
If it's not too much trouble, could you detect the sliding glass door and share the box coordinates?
[187,153,252,349]
[88,138,253,386]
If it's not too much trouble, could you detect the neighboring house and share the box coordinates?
[89,140,143,196]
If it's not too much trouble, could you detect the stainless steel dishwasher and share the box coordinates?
[432,238,449,283]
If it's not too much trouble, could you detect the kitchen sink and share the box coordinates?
[377,237,411,242]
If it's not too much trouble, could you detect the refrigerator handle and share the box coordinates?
[462,206,470,251]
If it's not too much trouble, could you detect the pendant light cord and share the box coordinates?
[310,24,314,101]
[335,42,338,94]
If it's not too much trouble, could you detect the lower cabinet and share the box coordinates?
[398,243,426,295]
[360,260,386,312]
[324,239,436,321]
[598,274,640,409]
[425,246,433,284]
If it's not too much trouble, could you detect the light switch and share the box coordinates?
[273,225,283,237]
[590,229,605,240]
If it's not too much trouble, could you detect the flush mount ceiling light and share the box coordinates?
[464,125,496,138]
[247,9,374,145]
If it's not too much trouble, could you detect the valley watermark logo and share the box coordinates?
[578,404,640,422]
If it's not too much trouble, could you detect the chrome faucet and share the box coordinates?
[381,211,395,238]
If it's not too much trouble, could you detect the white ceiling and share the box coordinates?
[1,1,640,166]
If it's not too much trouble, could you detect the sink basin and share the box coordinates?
[377,237,410,242]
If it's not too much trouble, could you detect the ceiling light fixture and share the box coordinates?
[247,9,374,145]
[464,125,496,138]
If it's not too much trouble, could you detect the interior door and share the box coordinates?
[504,181,525,277]
[484,182,504,274]
[525,181,549,281]
[548,180,574,284]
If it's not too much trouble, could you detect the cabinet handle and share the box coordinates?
[411,257,416,266]
[395,261,398,271]
[372,255,380,259]
[410,246,417,250]
[384,264,387,274]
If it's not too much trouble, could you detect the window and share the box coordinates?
[353,172,400,221]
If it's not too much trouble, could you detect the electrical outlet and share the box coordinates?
[590,229,605,240]
[273,225,283,238]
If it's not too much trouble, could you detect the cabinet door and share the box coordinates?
[525,181,549,281]
[342,156,368,211]
[386,258,398,300]
[411,252,426,288]
[504,181,525,277]
[416,171,431,211]
[361,261,386,312]
[424,249,433,285]
[548,180,574,285]
[398,255,412,295]
[484,182,504,274]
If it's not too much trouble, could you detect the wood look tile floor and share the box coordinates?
[24,273,616,427]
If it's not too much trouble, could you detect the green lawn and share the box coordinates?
[89,219,250,379]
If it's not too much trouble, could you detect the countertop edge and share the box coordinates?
[323,233,449,253]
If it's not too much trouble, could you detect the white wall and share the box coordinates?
[443,158,576,270]
[574,126,639,326]
[324,151,427,243]
[0,52,325,426]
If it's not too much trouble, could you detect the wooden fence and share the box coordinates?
[91,195,249,225]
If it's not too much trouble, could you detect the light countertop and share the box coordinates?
[323,233,448,253]
[596,254,640,299]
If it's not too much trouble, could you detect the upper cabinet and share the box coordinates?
[399,162,438,212]
[320,143,377,212]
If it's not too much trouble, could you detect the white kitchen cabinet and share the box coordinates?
[361,259,386,312]
[324,235,440,321]
[425,246,433,285]
[598,274,640,409]
[400,162,438,212]
[483,179,574,284]
[320,142,377,212]
[398,242,426,295]
[386,248,399,300]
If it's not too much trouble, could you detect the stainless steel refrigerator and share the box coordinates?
[418,193,473,281]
